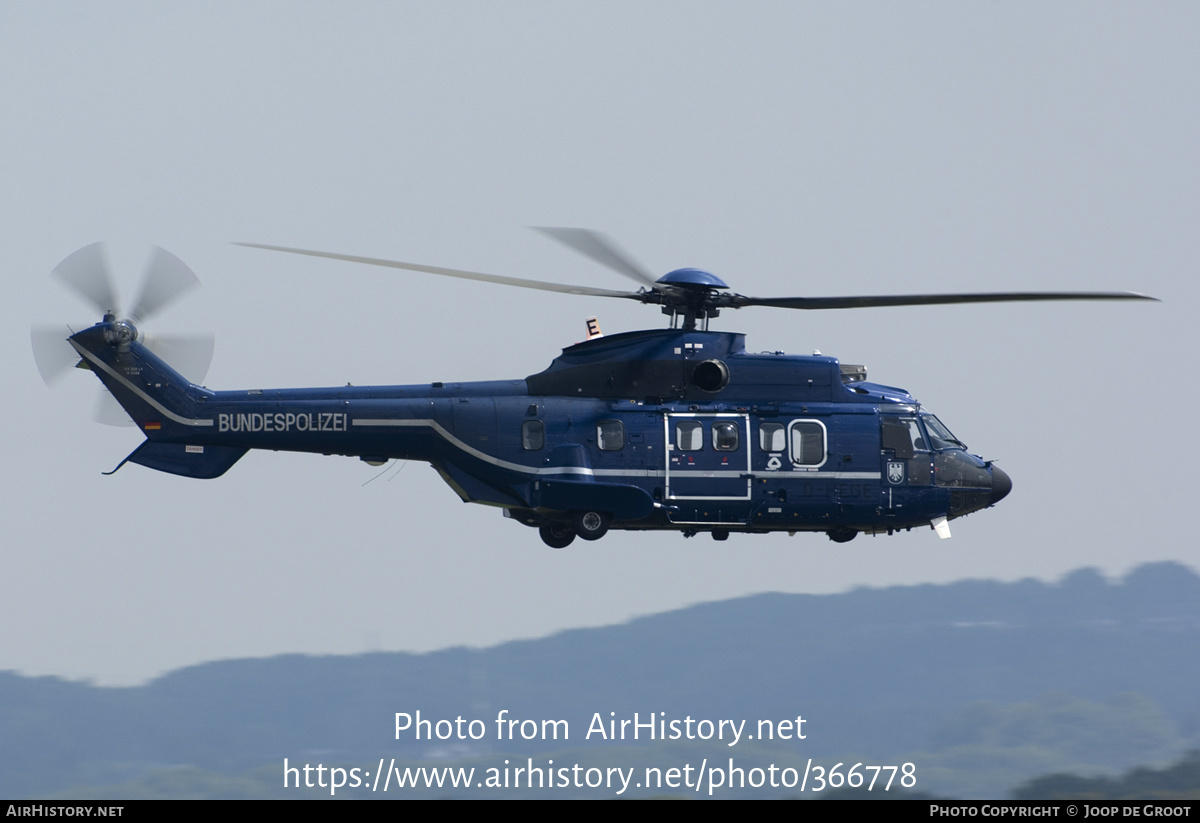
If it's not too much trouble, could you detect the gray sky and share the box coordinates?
[4,2,1196,686]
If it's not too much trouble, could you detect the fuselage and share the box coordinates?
[70,324,1011,543]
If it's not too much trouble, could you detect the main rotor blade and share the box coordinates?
[129,246,201,322]
[235,243,642,300]
[51,242,119,315]
[732,291,1159,310]
[531,227,659,288]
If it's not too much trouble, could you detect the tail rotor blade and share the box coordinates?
[93,387,135,427]
[31,324,82,385]
[51,242,119,315]
[141,332,215,384]
[130,246,200,322]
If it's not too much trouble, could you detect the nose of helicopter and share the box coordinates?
[990,465,1012,505]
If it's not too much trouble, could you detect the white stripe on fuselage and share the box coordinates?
[65,350,886,484]
[352,417,880,481]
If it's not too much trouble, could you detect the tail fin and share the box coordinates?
[69,322,213,432]
[70,321,246,478]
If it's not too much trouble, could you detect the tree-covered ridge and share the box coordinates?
[1013,750,1200,800]
[2,562,1197,798]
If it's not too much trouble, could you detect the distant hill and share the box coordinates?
[2,561,1197,798]
[1013,749,1200,800]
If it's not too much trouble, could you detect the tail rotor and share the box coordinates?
[32,243,215,424]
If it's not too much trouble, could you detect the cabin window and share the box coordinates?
[675,420,703,451]
[597,420,624,451]
[521,420,544,450]
[712,421,739,452]
[759,422,785,452]
[789,420,826,467]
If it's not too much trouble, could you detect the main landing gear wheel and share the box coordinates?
[539,522,576,549]
[827,527,858,544]
[572,510,610,541]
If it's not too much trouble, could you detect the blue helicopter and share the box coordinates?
[33,231,1155,547]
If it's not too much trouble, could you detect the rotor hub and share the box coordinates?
[655,268,729,290]
[103,317,138,347]
[649,270,731,330]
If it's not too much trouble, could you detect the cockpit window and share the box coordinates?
[880,416,928,458]
[921,414,967,450]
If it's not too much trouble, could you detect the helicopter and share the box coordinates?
[32,230,1156,548]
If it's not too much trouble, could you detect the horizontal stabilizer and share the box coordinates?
[123,440,248,479]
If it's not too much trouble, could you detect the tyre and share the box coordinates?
[572,510,609,541]
[539,522,576,549]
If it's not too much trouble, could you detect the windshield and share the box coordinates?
[921,414,967,450]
